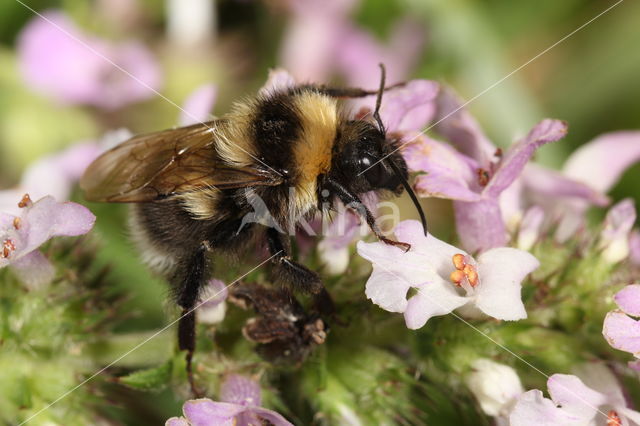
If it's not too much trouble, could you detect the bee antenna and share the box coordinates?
[387,159,428,236]
[373,63,387,134]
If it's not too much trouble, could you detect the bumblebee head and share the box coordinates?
[324,63,427,235]
[330,120,406,194]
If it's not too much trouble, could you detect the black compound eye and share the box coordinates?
[358,155,385,186]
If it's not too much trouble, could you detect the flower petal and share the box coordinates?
[603,310,640,356]
[407,137,482,202]
[614,284,640,317]
[179,84,217,126]
[453,199,507,253]
[484,119,568,198]
[220,375,261,407]
[571,363,626,408]
[521,163,609,207]
[364,267,411,313]
[20,197,95,256]
[618,407,640,425]
[466,359,524,417]
[10,250,55,290]
[546,374,607,419]
[258,68,297,96]
[18,12,161,109]
[509,390,588,426]
[378,80,439,133]
[404,280,468,329]
[432,88,498,168]
[165,417,189,426]
[517,206,544,251]
[250,407,295,426]
[600,198,636,263]
[630,230,640,266]
[357,239,436,287]
[563,131,640,194]
[474,247,538,320]
[182,399,243,426]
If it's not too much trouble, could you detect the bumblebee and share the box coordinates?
[81,65,426,393]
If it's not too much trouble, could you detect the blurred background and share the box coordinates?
[1,0,639,423]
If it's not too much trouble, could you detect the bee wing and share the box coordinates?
[81,121,283,202]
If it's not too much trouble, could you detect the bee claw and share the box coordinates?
[380,237,411,252]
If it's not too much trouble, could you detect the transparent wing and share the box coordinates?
[80,121,282,202]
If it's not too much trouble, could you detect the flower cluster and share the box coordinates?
[4,3,640,425]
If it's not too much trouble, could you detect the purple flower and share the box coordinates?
[278,0,358,82]
[197,279,228,324]
[603,284,640,361]
[179,84,218,126]
[0,129,133,216]
[166,375,293,426]
[356,220,539,329]
[334,18,425,88]
[507,131,640,242]
[18,11,161,110]
[510,363,640,426]
[279,0,424,86]
[516,206,545,251]
[0,194,95,289]
[407,118,568,253]
[598,199,637,264]
[630,231,640,266]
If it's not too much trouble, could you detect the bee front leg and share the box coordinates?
[266,227,323,294]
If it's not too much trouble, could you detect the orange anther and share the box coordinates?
[452,253,466,270]
[13,217,21,229]
[450,270,465,286]
[466,268,479,287]
[2,239,16,258]
[607,410,622,426]
[18,194,33,208]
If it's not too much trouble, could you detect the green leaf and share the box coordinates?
[118,361,172,392]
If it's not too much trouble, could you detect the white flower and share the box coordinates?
[356,220,539,329]
[466,359,524,417]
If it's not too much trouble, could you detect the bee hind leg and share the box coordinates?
[173,243,209,397]
[266,227,323,295]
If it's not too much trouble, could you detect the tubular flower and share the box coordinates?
[0,194,95,289]
[407,117,567,253]
[510,364,640,426]
[17,11,161,110]
[166,375,293,426]
[603,284,640,361]
[356,220,539,329]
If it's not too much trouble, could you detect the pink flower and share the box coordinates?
[0,194,95,289]
[598,199,637,264]
[18,11,161,110]
[356,220,539,329]
[521,131,640,242]
[603,284,640,362]
[278,0,424,86]
[510,363,640,426]
[197,279,228,324]
[166,375,293,426]
[407,117,568,253]
[179,84,218,126]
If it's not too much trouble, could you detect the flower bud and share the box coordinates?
[465,359,523,417]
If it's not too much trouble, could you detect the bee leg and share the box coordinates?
[323,177,411,252]
[174,244,209,397]
[266,227,323,294]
